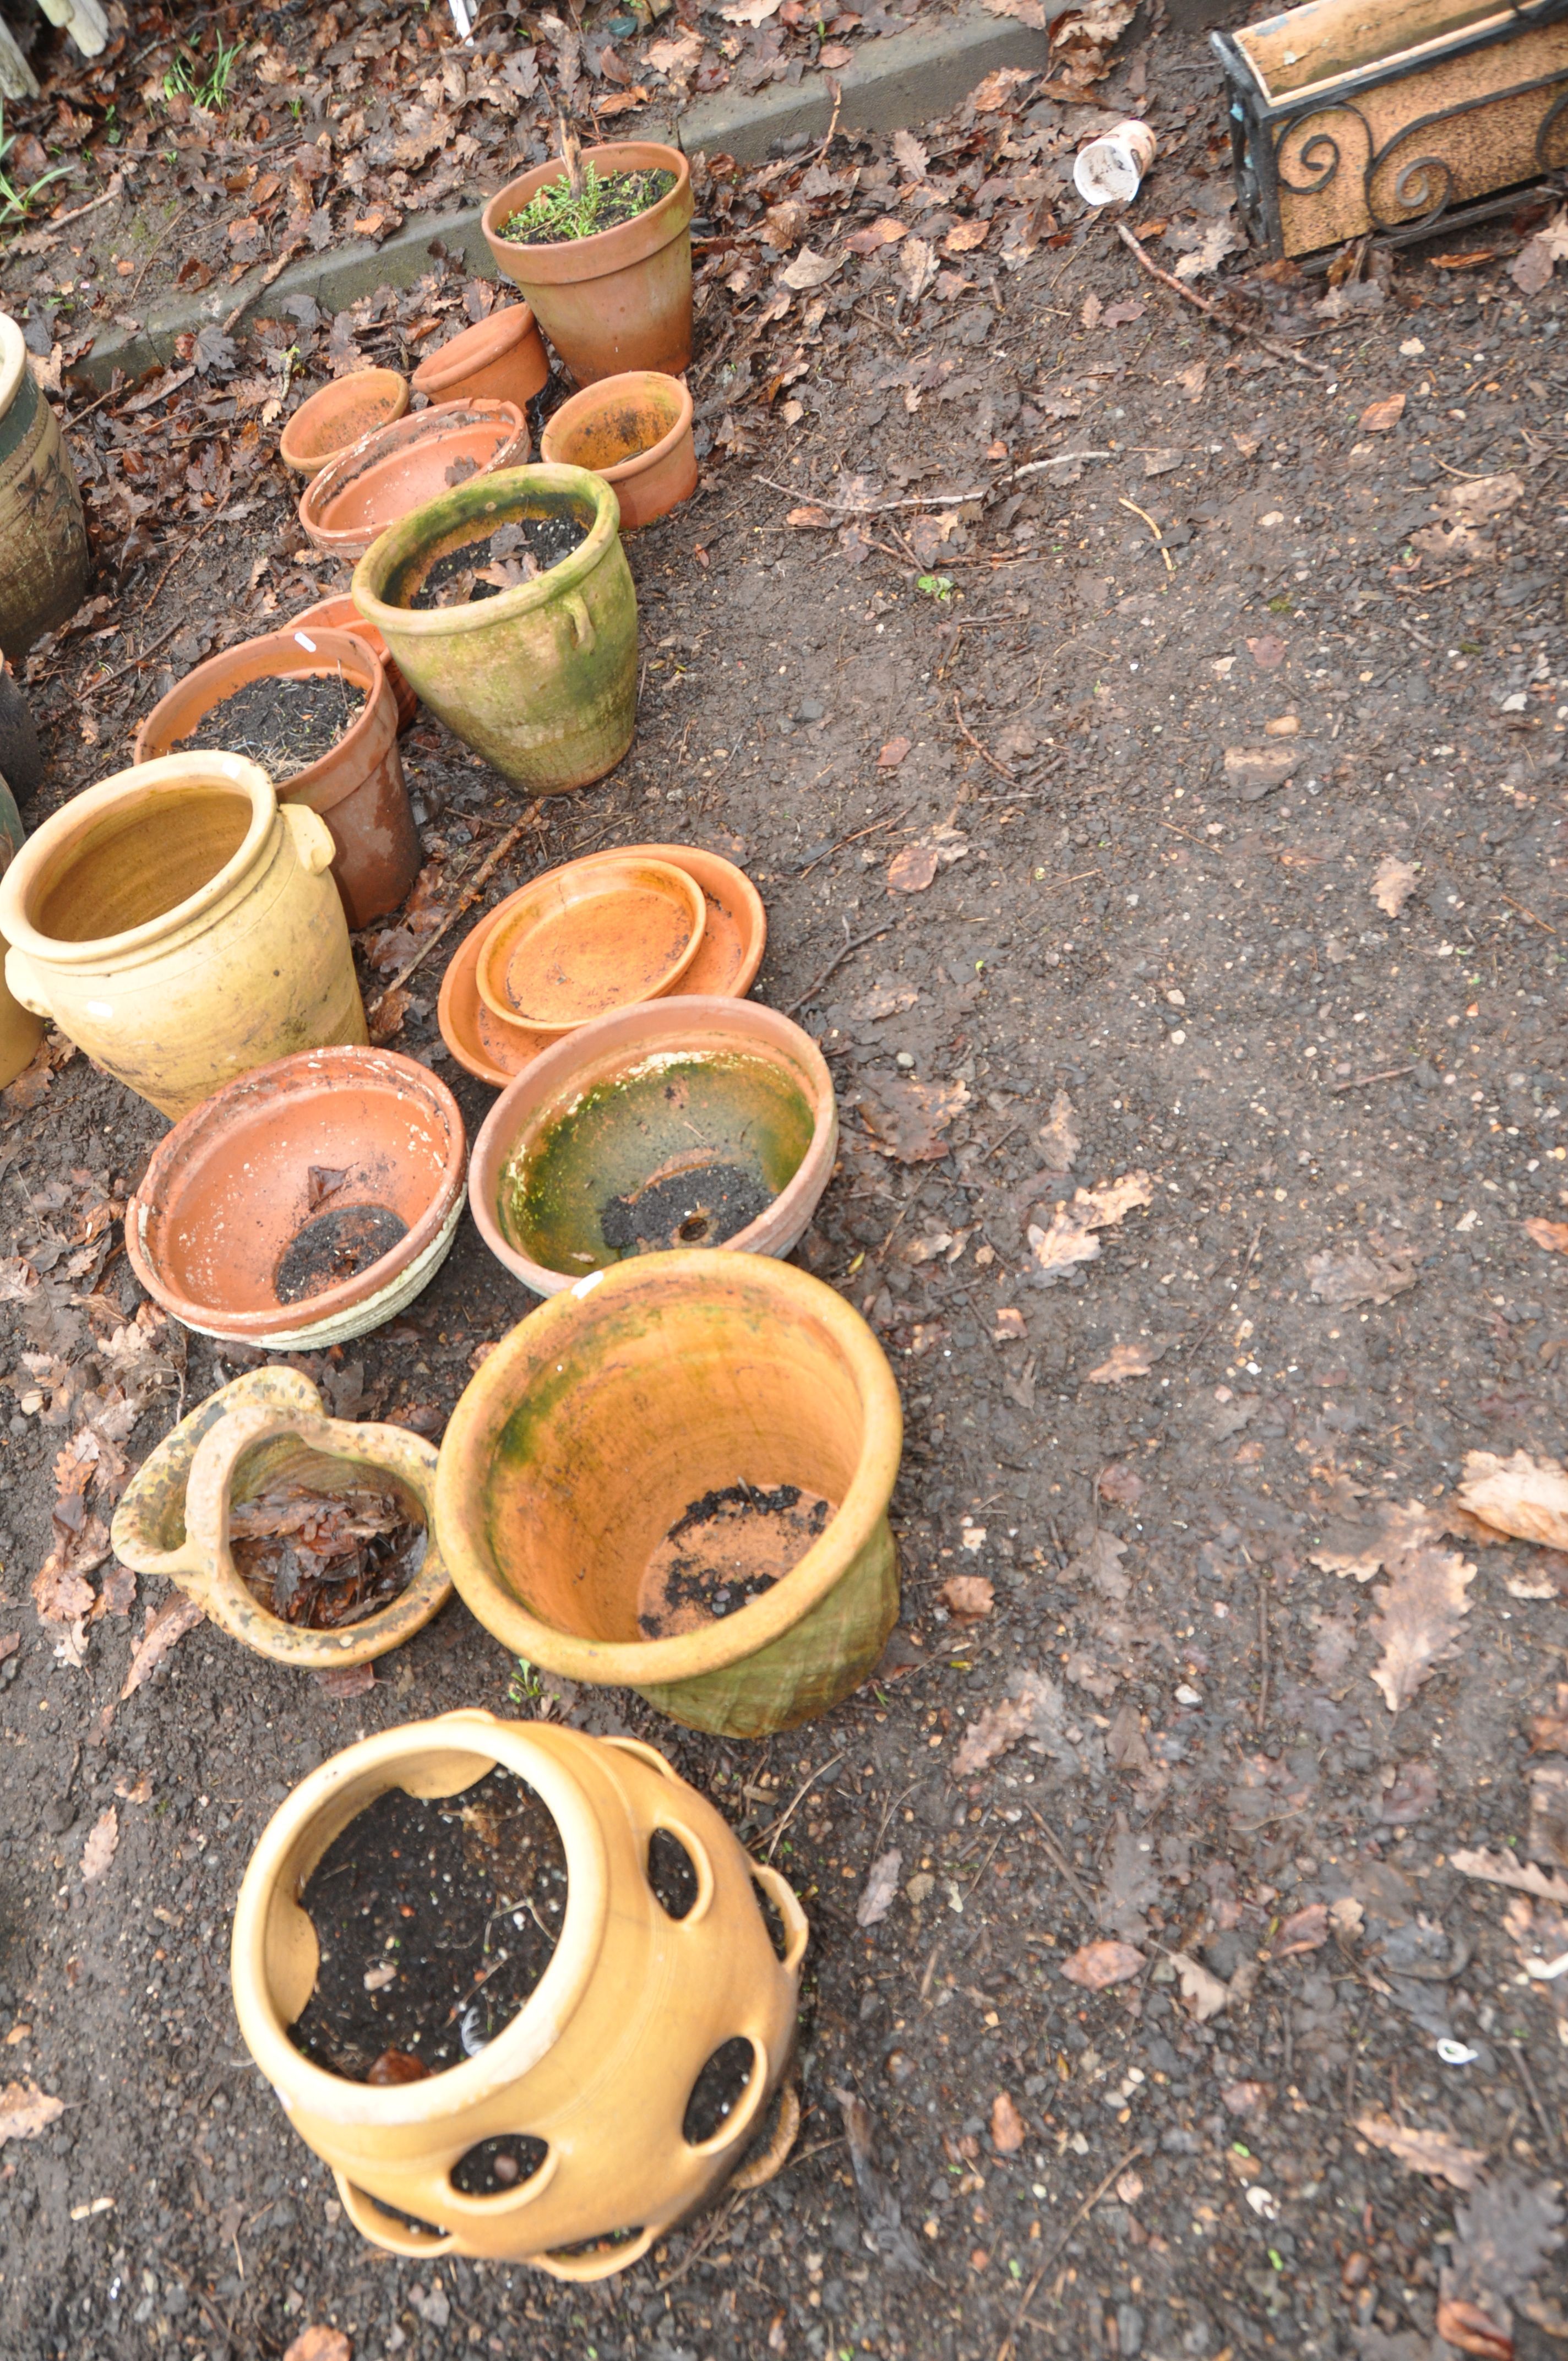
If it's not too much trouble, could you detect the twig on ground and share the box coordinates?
[997,2144,1150,2361]
[140,509,228,614]
[369,814,537,1021]
[754,1752,846,1863]
[1256,1571,1271,1729]
[80,619,183,701]
[797,807,905,878]
[1331,1064,1413,1093]
[220,236,306,336]
[1023,1806,1096,1914]
[804,74,843,168]
[42,172,123,232]
[1113,221,1331,378]
[1119,494,1175,575]
[954,694,1016,783]
[756,475,991,512]
[1501,892,1559,937]
[785,921,896,1018]
[1011,449,1113,477]
[1507,2038,1564,2161]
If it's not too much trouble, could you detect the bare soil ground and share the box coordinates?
[3,9,1568,2361]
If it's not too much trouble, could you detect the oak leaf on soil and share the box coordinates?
[1355,2110,1484,2189]
[856,1848,902,1928]
[1369,1543,1474,1713]
[119,1593,204,1699]
[1457,1449,1568,1551]
[887,843,939,894]
[1088,1342,1151,1385]
[1373,854,1418,917]
[1525,1217,1568,1254]
[1305,1241,1418,1307]
[1061,1939,1142,1990]
[940,1574,993,1620]
[0,2081,64,2145]
[1028,1171,1152,1273]
[1358,391,1406,433]
[80,1805,118,1885]
[283,2331,352,2361]
[1171,1950,1229,2021]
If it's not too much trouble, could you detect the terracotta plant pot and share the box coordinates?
[0,656,42,802]
[230,1710,808,2272]
[0,770,41,1087]
[481,143,693,385]
[299,401,531,564]
[111,1369,453,1670]
[438,842,766,1089]
[126,1045,466,1348]
[471,998,837,1299]
[0,752,364,1120]
[434,1252,903,1737]
[412,305,551,411]
[475,853,705,1036]
[133,627,419,932]
[279,368,410,480]
[0,312,91,660]
[289,592,418,736]
[539,371,696,534]
[352,465,636,795]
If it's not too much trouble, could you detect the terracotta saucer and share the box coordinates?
[438,842,766,1087]
[473,852,705,1036]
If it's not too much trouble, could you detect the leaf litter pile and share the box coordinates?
[407,517,589,610]
[228,1477,427,1631]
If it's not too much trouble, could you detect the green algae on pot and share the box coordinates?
[433,1251,901,1738]
[352,465,636,796]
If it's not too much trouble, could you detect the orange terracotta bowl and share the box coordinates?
[473,852,707,1038]
[412,304,551,411]
[127,1046,467,1349]
[438,841,766,1087]
[279,369,410,480]
[298,401,530,564]
[539,371,696,533]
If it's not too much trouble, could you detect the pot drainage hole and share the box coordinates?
[179,670,366,776]
[274,1201,409,1303]
[231,1478,427,1630]
[636,1483,834,1639]
[409,517,587,608]
[289,1765,567,2081]
[600,1158,776,1255]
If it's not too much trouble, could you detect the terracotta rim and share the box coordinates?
[412,306,542,400]
[0,750,277,966]
[433,1250,905,1687]
[298,400,530,558]
[132,627,393,814]
[125,1045,467,1342]
[0,313,25,422]
[468,995,837,1296]
[473,853,707,1033]
[351,463,620,643]
[539,370,693,488]
[481,143,692,286]
[279,368,410,477]
[287,590,389,659]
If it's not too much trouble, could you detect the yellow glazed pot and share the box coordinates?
[0,766,41,1086]
[230,1711,808,2276]
[0,312,91,660]
[0,752,367,1119]
[433,1252,903,1737]
[111,1370,454,1671]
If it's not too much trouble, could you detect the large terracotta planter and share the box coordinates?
[279,368,410,480]
[111,1369,453,1670]
[126,1046,466,1348]
[412,306,550,411]
[300,401,530,564]
[434,1252,903,1737]
[0,752,366,1120]
[133,627,420,931]
[539,371,696,534]
[230,1711,807,2272]
[0,313,91,660]
[471,998,836,1298]
[481,143,693,385]
[352,465,636,795]
[0,656,41,802]
[0,770,41,1087]
[288,592,417,735]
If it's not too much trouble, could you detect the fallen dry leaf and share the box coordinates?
[1028,1172,1153,1274]
[120,1593,205,1699]
[1355,2110,1485,2190]
[940,1574,994,1623]
[780,246,840,293]
[944,220,990,255]
[1172,1950,1231,2022]
[80,1804,118,1885]
[891,127,928,181]
[1433,2298,1511,2361]
[1173,219,1242,281]
[1373,854,1417,918]
[1061,1939,1144,1990]
[990,2090,1026,2152]
[887,844,940,895]
[1512,207,1568,293]
[992,1308,1027,1343]
[856,1847,902,1929]
[861,1076,970,1162]
[1036,1090,1080,1173]
[1525,1218,1568,1255]
[0,2080,64,2145]
[878,735,911,769]
[1435,471,1524,528]
[1369,1543,1474,1714]
[1359,391,1407,433]
[1272,1902,1329,1957]
[1450,1846,1568,1904]
[1305,1242,1418,1308]
[283,2331,353,2361]
[1088,1342,1152,1385]
[1457,1449,1568,1551]
[950,1667,1101,1780]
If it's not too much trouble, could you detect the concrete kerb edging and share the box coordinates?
[75,7,1050,392]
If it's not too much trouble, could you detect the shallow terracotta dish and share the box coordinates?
[471,997,836,1298]
[412,304,550,411]
[279,369,409,480]
[538,370,696,532]
[298,401,530,563]
[126,1045,467,1348]
[287,591,418,735]
[474,852,705,1037]
[438,842,765,1087]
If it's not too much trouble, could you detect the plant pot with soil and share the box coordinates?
[288,592,418,736]
[481,141,693,385]
[434,1251,903,1738]
[279,368,410,480]
[0,751,365,1120]
[470,998,836,1298]
[111,1369,453,1670]
[352,465,635,795]
[538,371,695,533]
[412,304,551,412]
[230,1710,808,2271]
[300,401,530,565]
[125,1044,467,1349]
[0,312,92,660]
[133,626,419,931]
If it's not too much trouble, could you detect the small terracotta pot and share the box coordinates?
[351,465,636,795]
[300,401,530,565]
[412,306,551,412]
[539,372,695,533]
[0,312,91,660]
[471,998,837,1299]
[230,1711,807,2272]
[111,1369,453,1671]
[434,1252,903,1738]
[475,853,705,1036]
[287,592,417,735]
[438,842,766,1089]
[133,627,419,932]
[126,1043,466,1348]
[279,368,410,480]
[0,656,41,802]
[482,143,694,385]
[0,752,364,1120]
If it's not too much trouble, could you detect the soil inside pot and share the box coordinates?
[230,1476,427,1630]
[501,165,676,247]
[289,1765,567,2081]
[636,1482,835,1639]
[600,1159,775,1255]
[409,518,588,610]
[177,670,366,776]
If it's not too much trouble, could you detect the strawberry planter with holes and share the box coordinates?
[229,1711,807,2275]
